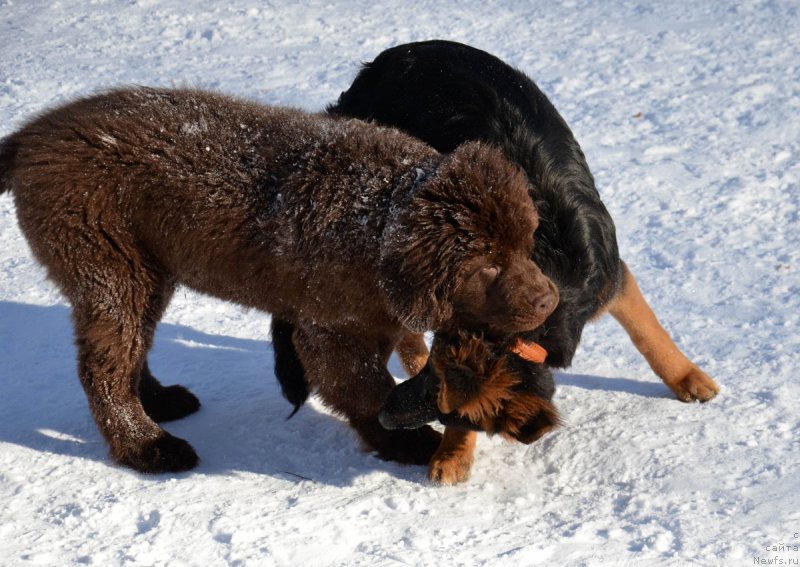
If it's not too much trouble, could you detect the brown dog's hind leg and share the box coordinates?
[608,261,719,402]
[74,300,198,472]
[65,249,199,472]
[428,428,477,485]
[294,325,442,465]
[135,284,201,424]
[395,331,429,377]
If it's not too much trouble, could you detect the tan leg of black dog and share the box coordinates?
[428,428,478,485]
[608,262,719,402]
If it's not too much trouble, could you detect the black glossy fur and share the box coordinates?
[272,40,622,412]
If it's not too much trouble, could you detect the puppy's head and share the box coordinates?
[380,142,558,333]
[380,331,560,444]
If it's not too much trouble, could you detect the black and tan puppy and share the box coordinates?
[380,332,560,484]
[270,40,719,483]
[0,86,559,473]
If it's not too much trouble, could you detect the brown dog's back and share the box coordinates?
[5,88,438,323]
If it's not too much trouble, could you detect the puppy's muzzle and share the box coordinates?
[379,367,479,431]
[379,367,440,430]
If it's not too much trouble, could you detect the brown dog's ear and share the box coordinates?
[498,394,561,444]
[378,206,456,332]
[377,252,452,332]
[379,143,530,332]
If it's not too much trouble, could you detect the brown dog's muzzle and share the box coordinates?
[531,281,559,323]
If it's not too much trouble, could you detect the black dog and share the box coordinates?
[273,40,718,429]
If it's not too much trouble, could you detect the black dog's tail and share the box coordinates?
[270,318,309,418]
[0,136,18,195]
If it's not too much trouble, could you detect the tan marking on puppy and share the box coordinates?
[454,364,517,425]
[608,262,720,402]
[428,428,478,485]
[418,331,561,484]
[395,331,429,376]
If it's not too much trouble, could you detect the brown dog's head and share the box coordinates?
[379,142,558,333]
[379,331,561,443]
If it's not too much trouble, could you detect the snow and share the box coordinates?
[1,0,799,565]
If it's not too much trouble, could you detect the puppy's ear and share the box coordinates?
[499,394,561,444]
[437,363,480,414]
[434,335,519,425]
[431,334,487,414]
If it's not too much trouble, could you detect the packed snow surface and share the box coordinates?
[1,1,799,565]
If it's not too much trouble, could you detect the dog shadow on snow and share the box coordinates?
[0,301,667,486]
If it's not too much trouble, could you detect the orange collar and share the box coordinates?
[509,338,548,363]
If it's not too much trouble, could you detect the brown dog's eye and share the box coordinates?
[480,265,499,284]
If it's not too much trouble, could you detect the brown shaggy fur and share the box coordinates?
[0,86,559,473]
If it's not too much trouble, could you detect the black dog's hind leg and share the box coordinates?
[270,318,310,417]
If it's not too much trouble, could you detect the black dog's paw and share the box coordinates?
[140,384,201,423]
[115,432,199,473]
[373,425,442,465]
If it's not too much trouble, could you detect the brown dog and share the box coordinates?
[0,87,559,473]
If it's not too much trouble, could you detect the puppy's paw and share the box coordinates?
[668,366,720,402]
[428,452,473,485]
[114,431,199,473]
[140,384,201,423]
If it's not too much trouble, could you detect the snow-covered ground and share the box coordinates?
[1,1,799,565]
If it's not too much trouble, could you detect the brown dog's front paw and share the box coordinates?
[668,366,720,402]
[113,432,199,473]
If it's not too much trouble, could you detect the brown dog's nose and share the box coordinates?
[531,286,558,318]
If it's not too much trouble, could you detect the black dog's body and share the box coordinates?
[276,42,717,484]
[272,40,622,413]
[328,40,622,366]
